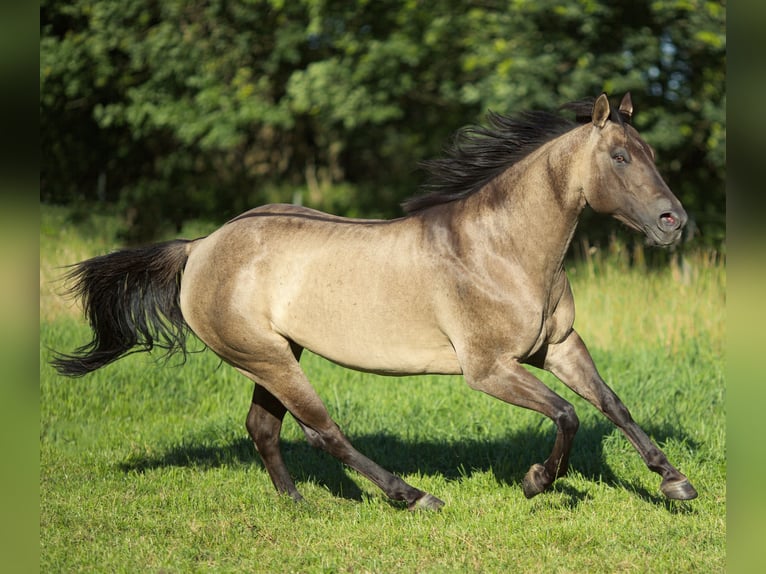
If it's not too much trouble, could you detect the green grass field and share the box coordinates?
[40,205,725,572]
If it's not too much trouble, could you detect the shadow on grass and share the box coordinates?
[119,417,700,509]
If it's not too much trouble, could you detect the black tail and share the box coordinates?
[51,240,194,377]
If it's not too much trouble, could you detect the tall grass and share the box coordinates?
[40,205,725,572]
[569,238,725,357]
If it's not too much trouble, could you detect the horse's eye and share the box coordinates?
[612,149,630,164]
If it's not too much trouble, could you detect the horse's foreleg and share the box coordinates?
[464,358,580,498]
[540,330,698,500]
[245,384,303,501]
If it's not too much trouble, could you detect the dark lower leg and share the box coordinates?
[522,402,579,498]
[246,385,302,501]
[296,418,442,509]
[543,331,697,500]
[464,359,579,498]
[600,392,697,499]
[238,350,443,510]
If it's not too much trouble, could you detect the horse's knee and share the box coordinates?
[557,403,579,435]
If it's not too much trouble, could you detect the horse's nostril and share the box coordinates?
[660,212,680,230]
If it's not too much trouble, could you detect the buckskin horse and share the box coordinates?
[52,93,698,509]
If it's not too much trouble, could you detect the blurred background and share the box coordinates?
[40,0,725,251]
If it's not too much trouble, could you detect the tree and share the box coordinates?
[40,0,725,246]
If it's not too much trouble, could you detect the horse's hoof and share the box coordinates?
[661,477,698,500]
[409,493,445,511]
[522,463,550,499]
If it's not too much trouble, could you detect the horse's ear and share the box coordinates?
[592,92,610,128]
[619,92,633,121]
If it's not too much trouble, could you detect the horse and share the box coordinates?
[51,93,698,510]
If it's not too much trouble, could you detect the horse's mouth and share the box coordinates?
[641,221,685,247]
[645,228,682,246]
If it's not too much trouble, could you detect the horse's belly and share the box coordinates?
[309,337,462,376]
[274,304,462,376]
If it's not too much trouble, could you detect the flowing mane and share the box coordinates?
[403,98,616,214]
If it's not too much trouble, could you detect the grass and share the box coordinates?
[40,204,725,572]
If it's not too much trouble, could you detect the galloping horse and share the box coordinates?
[52,93,697,510]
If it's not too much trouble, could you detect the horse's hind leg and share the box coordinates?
[541,330,698,500]
[246,384,303,501]
[288,417,442,510]
[239,348,444,510]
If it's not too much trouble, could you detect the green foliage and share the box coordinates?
[41,0,725,246]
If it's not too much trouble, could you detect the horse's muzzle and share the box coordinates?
[653,208,687,245]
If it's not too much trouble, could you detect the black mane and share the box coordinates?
[403,97,618,214]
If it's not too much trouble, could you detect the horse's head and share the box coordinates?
[583,92,687,246]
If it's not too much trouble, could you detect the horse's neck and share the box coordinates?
[461,135,587,282]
